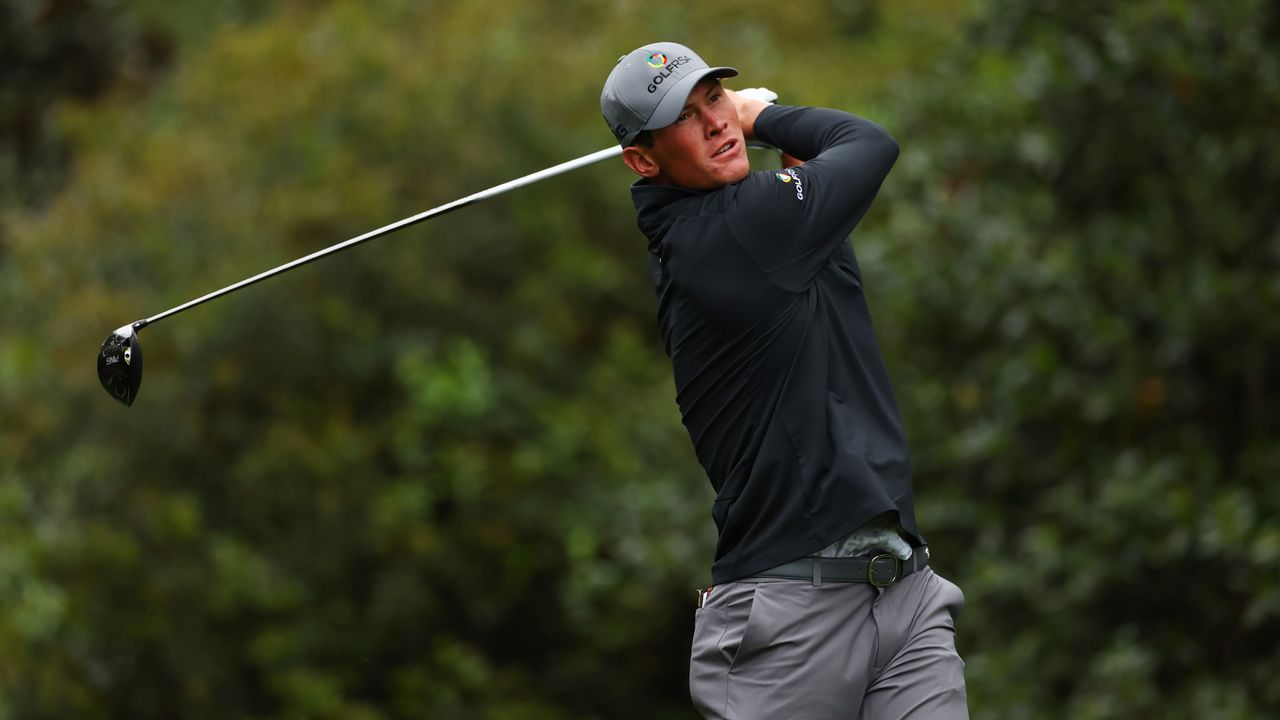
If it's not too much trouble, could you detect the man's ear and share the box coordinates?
[622,145,661,179]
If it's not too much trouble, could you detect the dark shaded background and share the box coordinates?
[2,0,1277,717]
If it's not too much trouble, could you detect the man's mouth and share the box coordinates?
[712,140,737,158]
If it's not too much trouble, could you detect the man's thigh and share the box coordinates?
[689,578,879,720]
[860,569,968,720]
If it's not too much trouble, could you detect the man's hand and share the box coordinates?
[725,88,771,141]
[736,87,778,104]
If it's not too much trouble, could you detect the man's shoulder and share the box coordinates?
[721,167,808,235]
[744,166,808,202]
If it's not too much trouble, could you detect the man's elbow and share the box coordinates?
[873,127,900,169]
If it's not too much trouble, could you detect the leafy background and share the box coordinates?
[2,0,1277,717]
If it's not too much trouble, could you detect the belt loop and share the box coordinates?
[812,558,823,587]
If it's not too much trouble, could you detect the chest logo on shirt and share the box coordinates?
[777,168,805,200]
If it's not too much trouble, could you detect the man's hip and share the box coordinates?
[689,566,967,719]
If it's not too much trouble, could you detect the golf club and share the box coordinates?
[97,145,625,406]
[98,86,780,407]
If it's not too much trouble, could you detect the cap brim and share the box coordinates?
[643,66,739,132]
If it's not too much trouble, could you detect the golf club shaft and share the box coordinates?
[135,145,625,330]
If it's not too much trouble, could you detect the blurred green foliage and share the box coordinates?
[1,0,1277,717]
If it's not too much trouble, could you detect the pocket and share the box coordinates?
[691,607,730,667]
[690,607,730,718]
[696,580,763,671]
[727,582,786,673]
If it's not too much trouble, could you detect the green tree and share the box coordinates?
[870,0,1280,715]
[3,0,1275,718]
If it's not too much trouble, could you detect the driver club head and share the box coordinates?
[98,323,144,407]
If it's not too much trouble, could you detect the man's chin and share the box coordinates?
[720,159,751,185]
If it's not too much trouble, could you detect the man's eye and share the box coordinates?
[677,112,691,122]
[710,93,721,102]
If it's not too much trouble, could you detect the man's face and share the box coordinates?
[646,79,749,190]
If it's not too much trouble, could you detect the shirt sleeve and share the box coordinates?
[724,104,899,292]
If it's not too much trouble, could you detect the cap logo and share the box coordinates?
[646,52,668,68]
[645,55,694,93]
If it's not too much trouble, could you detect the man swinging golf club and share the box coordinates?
[601,43,968,719]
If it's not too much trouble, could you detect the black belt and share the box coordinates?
[754,547,929,587]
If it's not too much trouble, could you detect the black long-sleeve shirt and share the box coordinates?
[631,104,919,584]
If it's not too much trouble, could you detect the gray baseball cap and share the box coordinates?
[601,42,738,147]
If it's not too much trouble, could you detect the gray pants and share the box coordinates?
[689,567,968,719]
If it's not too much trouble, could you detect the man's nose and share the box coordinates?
[705,111,726,137]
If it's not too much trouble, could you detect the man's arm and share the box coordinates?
[722,98,899,290]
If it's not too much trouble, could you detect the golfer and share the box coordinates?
[601,43,968,718]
